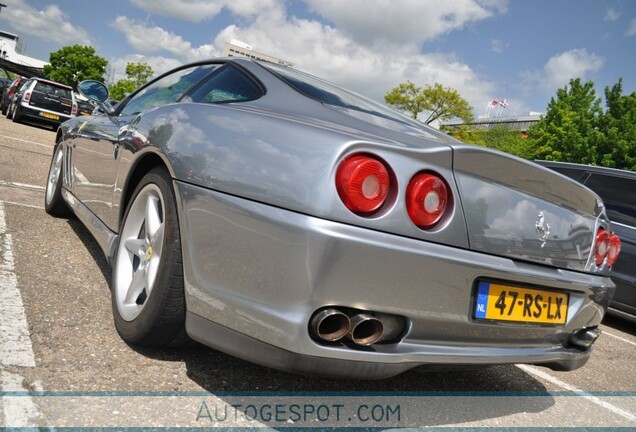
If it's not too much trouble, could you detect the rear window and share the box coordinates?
[584,173,636,227]
[34,82,72,99]
[263,62,417,125]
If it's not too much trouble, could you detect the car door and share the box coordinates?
[72,63,221,232]
[70,113,135,230]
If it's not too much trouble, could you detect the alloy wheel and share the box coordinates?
[114,184,166,321]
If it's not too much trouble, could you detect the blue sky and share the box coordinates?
[1,0,635,119]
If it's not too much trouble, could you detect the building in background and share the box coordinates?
[443,114,542,138]
[0,30,47,68]
[222,39,294,67]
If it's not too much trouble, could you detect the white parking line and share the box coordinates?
[0,201,42,426]
[0,134,52,149]
[1,201,44,210]
[517,364,636,422]
[604,331,636,348]
[0,180,45,191]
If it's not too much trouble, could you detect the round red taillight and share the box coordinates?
[607,233,621,267]
[594,229,610,266]
[336,154,391,214]
[406,172,450,229]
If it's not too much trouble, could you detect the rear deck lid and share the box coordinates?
[452,146,609,273]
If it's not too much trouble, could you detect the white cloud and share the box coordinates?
[213,7,496,112]
[604,8,620,22]
[491,39,507,53]
[130,0,224,22]
[304,0,508,47]
[519,49,604,112]
[224,0,282,17]
[0,0,90,46]
[541,49,604,89]
[130,0,280,22]
[111,3,499,117]
[111,16,218,60]
[524,49,603,94]
[627,18,636,37]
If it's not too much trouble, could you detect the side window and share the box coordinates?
[119,64,220,117]
[584,173,636,227]
[188,65,262,104]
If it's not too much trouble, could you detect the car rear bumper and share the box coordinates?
[175,181,614,378]
[186,312,591,379]
[18,102,72,125]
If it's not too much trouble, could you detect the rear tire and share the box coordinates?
[11,104,21,123]
[111,167,187,347]
[44,143,73,217]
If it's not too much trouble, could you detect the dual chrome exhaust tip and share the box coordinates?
[310,308,404,346]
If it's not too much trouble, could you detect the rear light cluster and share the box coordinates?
[335,153,451,229]
[594,228,621,267]
[71,102,78,116]
[23,91,31,104]
[405,172,449,229]
[335,154,390,214]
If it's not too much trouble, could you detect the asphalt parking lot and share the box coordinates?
[0,117,635,428]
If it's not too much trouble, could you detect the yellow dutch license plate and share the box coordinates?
[40,112,59,120]
[474,281,568,325]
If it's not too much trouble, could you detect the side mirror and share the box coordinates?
[78,80,113,115]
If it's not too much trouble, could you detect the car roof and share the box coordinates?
[28,77,73,90]
[535,160,636,180]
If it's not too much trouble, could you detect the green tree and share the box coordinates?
[108,80,137,101]
[482,126,535,159]
[109,62,154,101]
[598,79,636,170]
[446,124,486,146]
[124,62,153,87]
[451,125,534,159]
[385,81,473,124]
[43,45,108,87]
[528,78,605,164]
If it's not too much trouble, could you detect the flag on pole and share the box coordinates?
[487,99,499,108]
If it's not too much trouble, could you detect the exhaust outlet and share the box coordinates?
[349,314,384,346]
[310,309,350,342]
[569,327,601,350]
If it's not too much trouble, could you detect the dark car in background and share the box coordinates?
[1,76,26,116]
[0,77,12,102]
[6,77,77,128]
[537,161,636,315]
[76,96,95,116]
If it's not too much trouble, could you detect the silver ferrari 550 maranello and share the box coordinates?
[45,58,621,379]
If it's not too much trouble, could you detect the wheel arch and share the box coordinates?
[55,129,64,145]
[118,151,175,227]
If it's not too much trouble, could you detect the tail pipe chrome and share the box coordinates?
[348,314,384,346]
[310,309,350,342]
[310,308,406,346]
